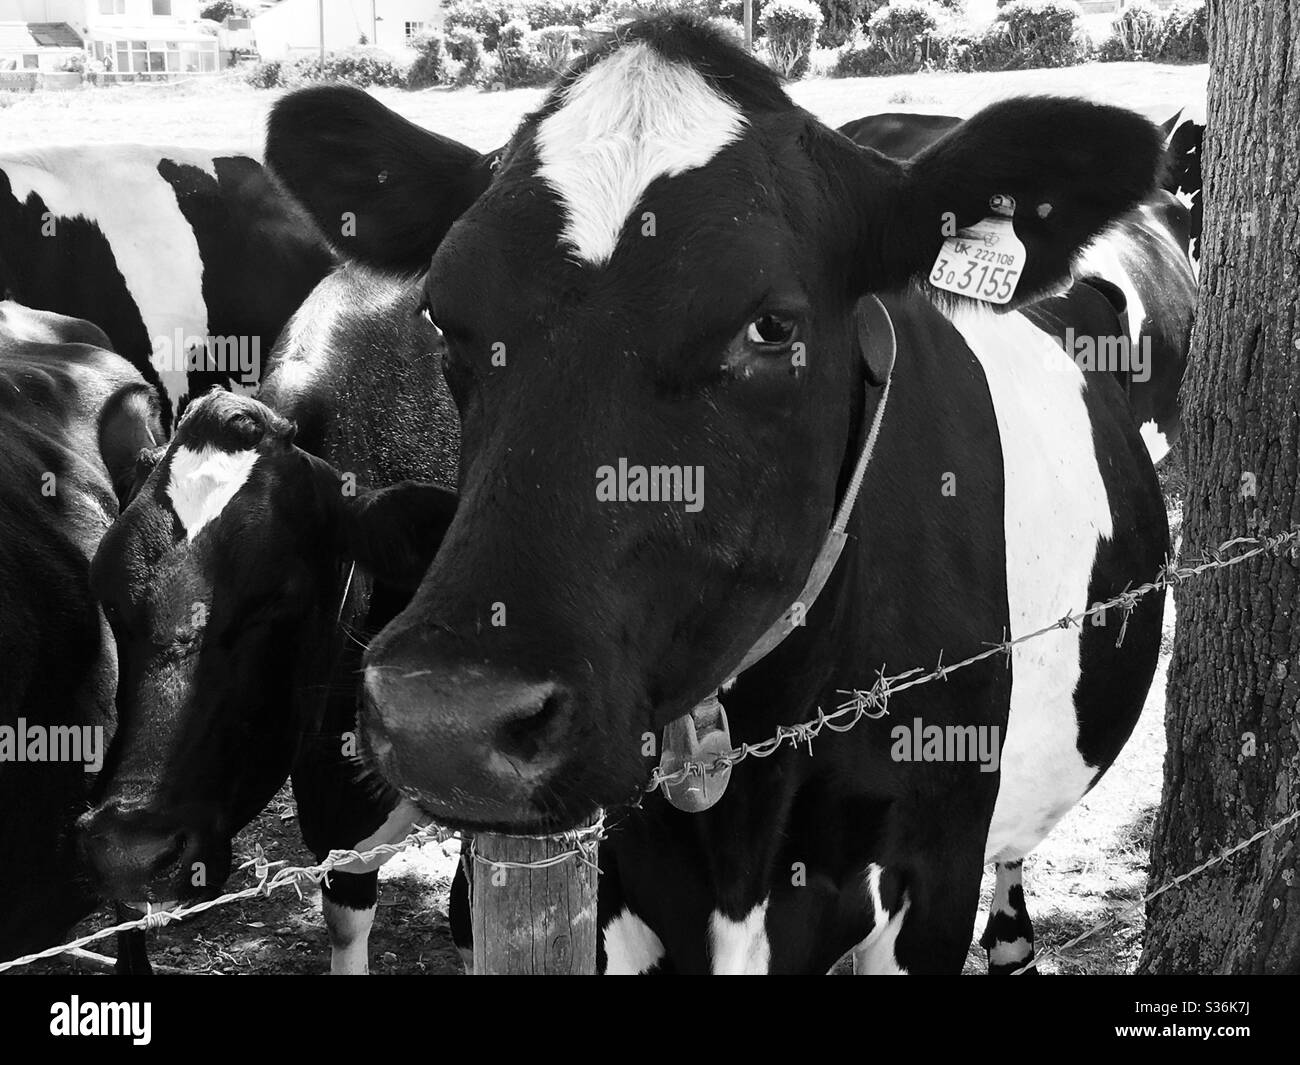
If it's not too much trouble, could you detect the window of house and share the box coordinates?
[153,0,173,15]
[100,0,126,13]
[22,54,39,69]
[404,21,426,41]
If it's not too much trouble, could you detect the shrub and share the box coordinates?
[761,0,823,78]
[930,22,999,71]
[406,31,449,88]
[833,34,887,75]
[1156,0,1208,63]
[294,46,405,87]
[1105,0,1165,60]
[522,0,603,28]
[449,27,488,85]
[244,58,284,88]
[817,0,882,48]
[718,0,768,36]
[529,24,582,71]
[443,1,525,50]
[494,19,554,86]
[200,0,252,21]
[992,0,1085,69]
[866,0,941,71]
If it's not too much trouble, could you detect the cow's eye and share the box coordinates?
[745,314,798,348]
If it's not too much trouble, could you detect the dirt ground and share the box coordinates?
[6,60,1202,976]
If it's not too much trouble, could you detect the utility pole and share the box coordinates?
[743,0,752,49]
[318,0,325,65]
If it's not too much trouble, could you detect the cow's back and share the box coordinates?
[0,316,159,960]
[0,146,333,428]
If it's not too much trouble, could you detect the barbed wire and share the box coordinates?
[649,527,1300,791]
[1010,807,1300,975]
[2,527,1296,973]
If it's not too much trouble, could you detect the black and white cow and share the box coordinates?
[259,15,1172,973]
[0,147,335,428]
[0,301,161,965]
[839,109,1198,460]
[77,267,464,974]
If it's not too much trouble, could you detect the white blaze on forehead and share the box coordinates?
[166,444,259,540]
[534,42,746,266]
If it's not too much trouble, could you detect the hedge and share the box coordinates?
[763,0,823,78]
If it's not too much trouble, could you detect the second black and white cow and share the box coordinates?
[0,147,335,428]
[0,301,161,965]
[263,15,1172,973]
[77,267,464,973]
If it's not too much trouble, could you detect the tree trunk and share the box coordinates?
[1141,0,1300,973]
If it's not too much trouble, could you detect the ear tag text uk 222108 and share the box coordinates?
[929,194,1025,306]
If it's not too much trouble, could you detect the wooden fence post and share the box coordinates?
[470,825,598,975]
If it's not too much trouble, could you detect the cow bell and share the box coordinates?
[659,692,733,813]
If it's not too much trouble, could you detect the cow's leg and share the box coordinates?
[856,839,987,974]
[114,923,152,975]
[320,796,426,975]
[293,722,423,974]
[321,872,378,975]
[980,858,1037,975]
[851,864,910,974]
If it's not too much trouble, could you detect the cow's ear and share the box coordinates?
[832,97,1163,300]
[99,383,163,509]
[332,479,459,589]
[266,86,492,272]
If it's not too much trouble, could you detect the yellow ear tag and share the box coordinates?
[928,194,1025,305]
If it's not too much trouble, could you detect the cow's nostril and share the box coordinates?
[495,688,569,763]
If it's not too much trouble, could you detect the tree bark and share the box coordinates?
[1141,0,1300,973]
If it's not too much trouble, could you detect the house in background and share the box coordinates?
[0,0,221,75]
[252,0,442,60]
[0,19,82,70]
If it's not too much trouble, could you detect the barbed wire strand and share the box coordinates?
[1,528,1295,973]
[1009,807,1300,975]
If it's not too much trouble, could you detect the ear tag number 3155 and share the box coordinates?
[929,195,1025,306]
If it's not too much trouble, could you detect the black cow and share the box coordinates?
[261,15,1172,973]
[78,267,463,974]
[0,301,161,965]
[839,110,1198,459]
[0,147,335,429]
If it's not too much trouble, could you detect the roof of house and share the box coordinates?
[0,21,82,52]
[30,23,83,48]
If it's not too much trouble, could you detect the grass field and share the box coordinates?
[2,61,1206,153]
[8,60,1204,975]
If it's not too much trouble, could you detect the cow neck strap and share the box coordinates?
[659,294,897,813]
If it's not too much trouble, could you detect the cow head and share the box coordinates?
[78,389,456,902]
[267,15,1163,832]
